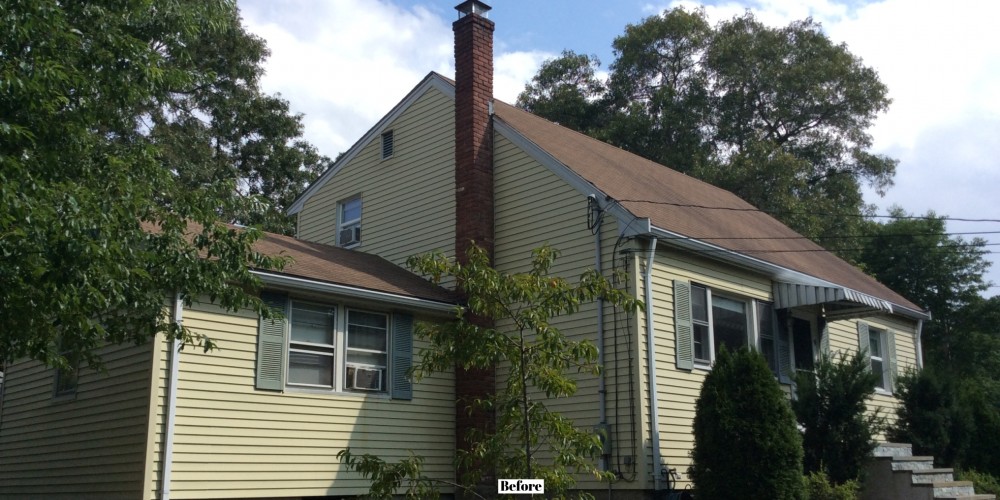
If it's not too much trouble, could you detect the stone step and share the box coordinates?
[911,468,955,484]
[874,442,914,458]
[891,455,936,471]
[931,481,977,498]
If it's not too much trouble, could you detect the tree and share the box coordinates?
[342,245,642,498]
[690,347,804,500]
[517,50,607,135]
[793,352,881,485]
[0,0,294,370]
[517,7,895,258]
[856,209,992,368]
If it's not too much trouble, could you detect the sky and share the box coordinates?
[238,0,1000,296]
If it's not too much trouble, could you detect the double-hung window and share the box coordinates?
[337,196,362,248]
[345,310,389,392]
[677,281,777,370]
[690,285,751,365]
[857,321,897,393]
[287,302,337,389]
[255,293,413,399]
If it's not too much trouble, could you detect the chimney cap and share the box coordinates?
[455,0,491,18]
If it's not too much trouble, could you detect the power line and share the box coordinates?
[660,231,1000,243]
[617,199,1000,223]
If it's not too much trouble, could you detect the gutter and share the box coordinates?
[643,237,663,491]
[251,271,456,314]
[161,293,183,500]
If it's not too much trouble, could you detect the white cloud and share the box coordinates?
[495,50,555,103]
[240,0,453,156]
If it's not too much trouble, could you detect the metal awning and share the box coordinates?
[773,282,894,319]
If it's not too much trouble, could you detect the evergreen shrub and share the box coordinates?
[690,347,804,499]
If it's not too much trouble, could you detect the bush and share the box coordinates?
[690,347,804,499]
[793,351,882,484]
[957,469,1000,496]
[804,471,859,500]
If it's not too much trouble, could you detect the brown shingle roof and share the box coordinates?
[492,100,923,313]
[253,231,456,304]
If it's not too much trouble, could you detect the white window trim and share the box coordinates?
[691,285,759,369]
[869,327,892,395]
[337,196,362,249]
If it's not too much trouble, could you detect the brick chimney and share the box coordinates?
[454,0,494,264]
[452,0,496,488]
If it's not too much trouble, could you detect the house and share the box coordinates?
[286,0,928,495]
[0,1,930,498]
[0,231,458,499]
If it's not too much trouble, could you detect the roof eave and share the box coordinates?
[252,270,457,315]
[643,226,930,321]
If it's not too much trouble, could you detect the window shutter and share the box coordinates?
[857,322,870,358]
[673,280,694,370]
[886,329,898,392]
[256,292,288,391]
[776,312,793,384]
[820,320,830,357]
[391,313,414,400]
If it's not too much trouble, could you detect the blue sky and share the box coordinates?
[238,0,1000,296]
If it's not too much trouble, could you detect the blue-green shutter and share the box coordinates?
[857,322,870,359]
[256,292,288,391]
[391,313,413,400]
[887,329,898,392]
[820,319,830,357]
[776,311,793,384]
[674,280,694,371]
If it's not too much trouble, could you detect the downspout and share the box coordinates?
[593,196,607,470]
[915,319,925,369]
[161,293,183,500]
[643,237,662,491]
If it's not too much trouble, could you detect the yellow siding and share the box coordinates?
[644,249,773,489]
[494,133,645,492]
[150,300,455,500]
[296,87,456,268]
[827,314,920,433]
[0,343,155,499]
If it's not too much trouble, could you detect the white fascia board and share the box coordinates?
[288,73,456,215]
[252,271,457,315]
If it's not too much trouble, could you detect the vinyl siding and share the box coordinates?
[494,132,644,492]
[149,300,454,500]
[0,343,155,499]
[644,249,773,490]
[296,87,456,268]
[645,248,921,489]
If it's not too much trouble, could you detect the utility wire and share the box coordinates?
[617,199,1000,223]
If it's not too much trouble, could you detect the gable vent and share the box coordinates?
[381,130,394,159]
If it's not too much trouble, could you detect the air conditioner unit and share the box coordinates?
[347,366,382,391]
[339,224,361,246]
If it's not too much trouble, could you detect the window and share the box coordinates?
[345,310,388,391]
[337,196,362,248]
[287,302,336,388]
[684,284,757,366]
[255,293,413,399]
[381,130,394,159]
[676,282,780,374]
[791,317,816,374]
[53,353,79,397]
[858,322,896,393]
